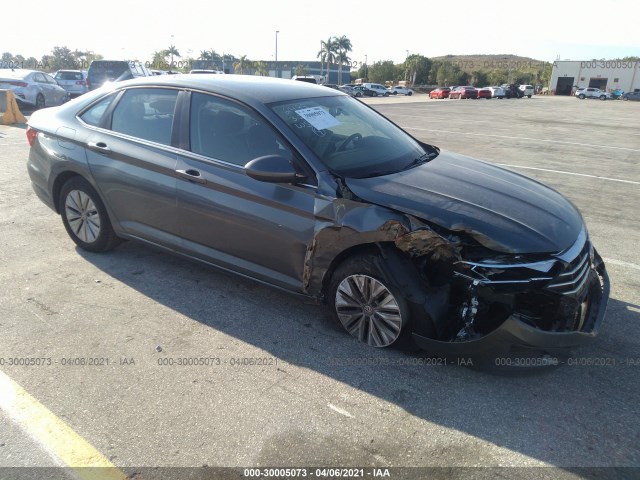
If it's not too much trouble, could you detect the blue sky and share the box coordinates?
[4,0,638,65]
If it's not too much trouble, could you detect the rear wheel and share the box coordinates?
[599,95,606,100]
[59,177,120,252]
[35,94,45,110]
[407,91,412,96]
[329,254,410,348]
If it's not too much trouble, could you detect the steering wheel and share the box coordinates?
[337,133,362,152]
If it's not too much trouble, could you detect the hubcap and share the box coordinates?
[335,274,403,347]
[65,190,101,243]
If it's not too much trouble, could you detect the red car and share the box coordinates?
[476,88,492,99]
[429,87,451,99]
[449,86,478,99]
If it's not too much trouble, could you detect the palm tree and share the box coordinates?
[317,37,336,80]
[152,51,166,69]
[165,45,180,71]
[233,55,252,74]
[334,35,352,85]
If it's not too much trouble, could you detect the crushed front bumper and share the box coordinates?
[413,265,610,358]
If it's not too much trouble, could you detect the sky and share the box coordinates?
[4,0,638,67]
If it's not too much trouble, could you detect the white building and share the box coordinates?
[550,60,640,95]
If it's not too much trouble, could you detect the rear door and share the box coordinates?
[174,91,317,291]
[82,87,181,247]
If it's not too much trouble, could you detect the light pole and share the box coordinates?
[364,54,368,80]
[275,30,279,78]
[169,34,175,72]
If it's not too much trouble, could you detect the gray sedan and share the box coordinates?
[0,69,68,109]
[25,75,608,359]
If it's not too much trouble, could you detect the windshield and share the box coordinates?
[269,95,436,178]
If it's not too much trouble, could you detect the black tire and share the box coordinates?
[328,253,411,348]
[407,91,412,96]
[59,177,120,253]
[527,95,532,98]
[599,95,606,100]
[35,94,45,110]
[578,94,585,99]
[384,92,389,96]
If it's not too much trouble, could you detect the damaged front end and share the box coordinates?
[396,224,610,357]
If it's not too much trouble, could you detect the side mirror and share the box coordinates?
[244,155,307,184]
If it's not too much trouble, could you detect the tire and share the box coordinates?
[59,177,120,253]
[329,253,410,348]
[622,96,628,101]
[578,94,585,99]
[407,91,412,96]
[35,94,45,110]
[384,92,389,96]
[599,95,606,100]
[527,95,532,98]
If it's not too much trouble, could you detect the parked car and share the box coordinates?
[339,85,360,97]
[86,60,151,91]
[0,69,68,109]
[519,84,534,98]
[352,85,376,97]
[575,88,611,100]
[487,86,506,98]
[323,84,340,90]
[25,75,609,359]
[387,86,413,96]
[189,69,224,74]
[476,88,492,99]
[53,70,88,98]
[501,84,524,98]
[620,91,640,101]
[429,87,451,99]
[362,83,390,97]
[449,86,478,99]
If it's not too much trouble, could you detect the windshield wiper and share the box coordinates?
[401,151,438,171]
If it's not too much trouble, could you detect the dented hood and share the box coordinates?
[345,151,584,254]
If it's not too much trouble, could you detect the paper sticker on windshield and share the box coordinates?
[295,107,341,130]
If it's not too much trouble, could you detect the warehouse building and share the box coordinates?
[550,60,640,95]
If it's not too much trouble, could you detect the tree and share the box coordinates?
[294,64,309,77]
[367,60,396,84]
[152,51,166,69]
[317,37,336,78]
[470,70,488,87]
[334,35,352,85]
[435,62,466,87]
[233,55,252,74]
[404,54,431,85]
[254,61,269,76]
[165,45,180,70]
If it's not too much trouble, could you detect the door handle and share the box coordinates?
[176,169,207,184]
[87,141,111,153]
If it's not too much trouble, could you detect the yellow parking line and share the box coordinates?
[0,370,127,480]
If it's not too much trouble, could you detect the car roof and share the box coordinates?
[0,68,36,79]
[97,74,344,105]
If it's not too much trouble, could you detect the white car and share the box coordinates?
[362,83,390,97]
[487,86,506,98]
[575,87,611,100]
[519,84,534,98]
[53,70,88,98]
[0,69,68,109]
[387,86,414,96]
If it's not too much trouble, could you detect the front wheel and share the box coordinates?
[329,254,409,348]
[59,177,120,252]
[578,94,586,99]
[407,91,412,96]
[599,95,606,100]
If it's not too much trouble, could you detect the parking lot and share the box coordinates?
[0,94,639,479]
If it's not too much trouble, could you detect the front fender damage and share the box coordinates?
[304,194,461,342]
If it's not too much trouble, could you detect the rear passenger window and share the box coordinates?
[189,92,292,166]
[110,88,178,145]
[79,93,118,127]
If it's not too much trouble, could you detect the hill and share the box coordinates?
[431,54,549,74]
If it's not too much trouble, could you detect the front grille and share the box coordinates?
[546,236,592,297]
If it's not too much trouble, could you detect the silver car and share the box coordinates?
[54,70,88,98]
[0,69,68,109]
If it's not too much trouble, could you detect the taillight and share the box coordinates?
[76,80,86,85]
[9,81,28,87]
[86,78,91,89]
[26,127,38,147]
